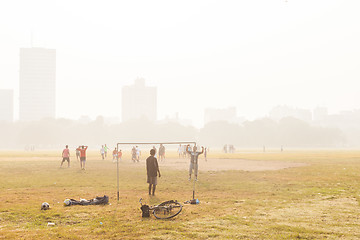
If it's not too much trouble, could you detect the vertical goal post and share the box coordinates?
[115,141,197,201]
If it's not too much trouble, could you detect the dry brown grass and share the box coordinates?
[0,150,360,239]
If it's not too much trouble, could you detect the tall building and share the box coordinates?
[0,89,14,122]
[19,47,56,121]
[122,78,157,122]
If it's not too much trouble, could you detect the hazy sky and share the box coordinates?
[0,0,359,127]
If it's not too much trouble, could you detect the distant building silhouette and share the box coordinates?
[313,107,328,122]
[204,107,244,125]
[159,112,193,126]
[122,78,157,122]
[19,47,56,121]
[269,105,312,122]
[0,89,14,122]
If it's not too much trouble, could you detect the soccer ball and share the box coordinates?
[41,202,50,210]
[64,199,71,206]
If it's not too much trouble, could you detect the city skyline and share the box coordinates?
[0,1,359,127]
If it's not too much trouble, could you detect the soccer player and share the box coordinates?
[187,144,204,181]
[100,145,105,160]
[75,148,80,161]
[178,144,182,158]
[61,145,70,168]
[136,146,141,162]
[104,144,109,158]
[159,144,165,162]
[76,145,88,170]
[117,149,122,161]
[112,148,118,163]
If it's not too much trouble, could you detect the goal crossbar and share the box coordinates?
[117,141,196,147]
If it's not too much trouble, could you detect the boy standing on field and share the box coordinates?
[61,145,70,168]
[146,149,161,196]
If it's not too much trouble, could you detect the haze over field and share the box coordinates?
[0,1,360,148]
[2,2,360,238]
[1,1,360,125]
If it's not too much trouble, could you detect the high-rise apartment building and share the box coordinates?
[122,78,157,122]
[0,89,14,122]
[19,47,56,121]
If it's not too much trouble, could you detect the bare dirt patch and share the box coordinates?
[160,158,307,172]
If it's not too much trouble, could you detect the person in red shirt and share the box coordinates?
[76,145,88,170]
[61,145,70,168]
[117,149,122,161]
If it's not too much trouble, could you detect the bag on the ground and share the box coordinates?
[64,195,109,206]
[140,204,150,217]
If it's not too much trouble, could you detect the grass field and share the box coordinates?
[1,150,360,239]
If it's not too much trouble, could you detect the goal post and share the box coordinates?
[115,141,197,201]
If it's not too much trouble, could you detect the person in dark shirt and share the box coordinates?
[146,149,161,196]
[187,144,204,181]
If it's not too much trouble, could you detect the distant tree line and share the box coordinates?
[0,116,347,150]
[200,117,345,148]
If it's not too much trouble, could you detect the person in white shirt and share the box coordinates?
[178,144,182,158]
[136,146,141,162]
[100,145,105,160]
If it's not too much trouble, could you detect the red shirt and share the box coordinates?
[62,148,70,158]
[77,146,88,158]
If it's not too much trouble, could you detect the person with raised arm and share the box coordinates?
[187,144,204,181]
[76,145,88,170]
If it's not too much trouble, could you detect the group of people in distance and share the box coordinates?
[100,144,109,160]
[131,146,141,162]
[223,144,235,153]
[100,144,123,162]
[111,147,122,163]
[61,143,206,196]
[150,144,166,162]
[61,145,88,170]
